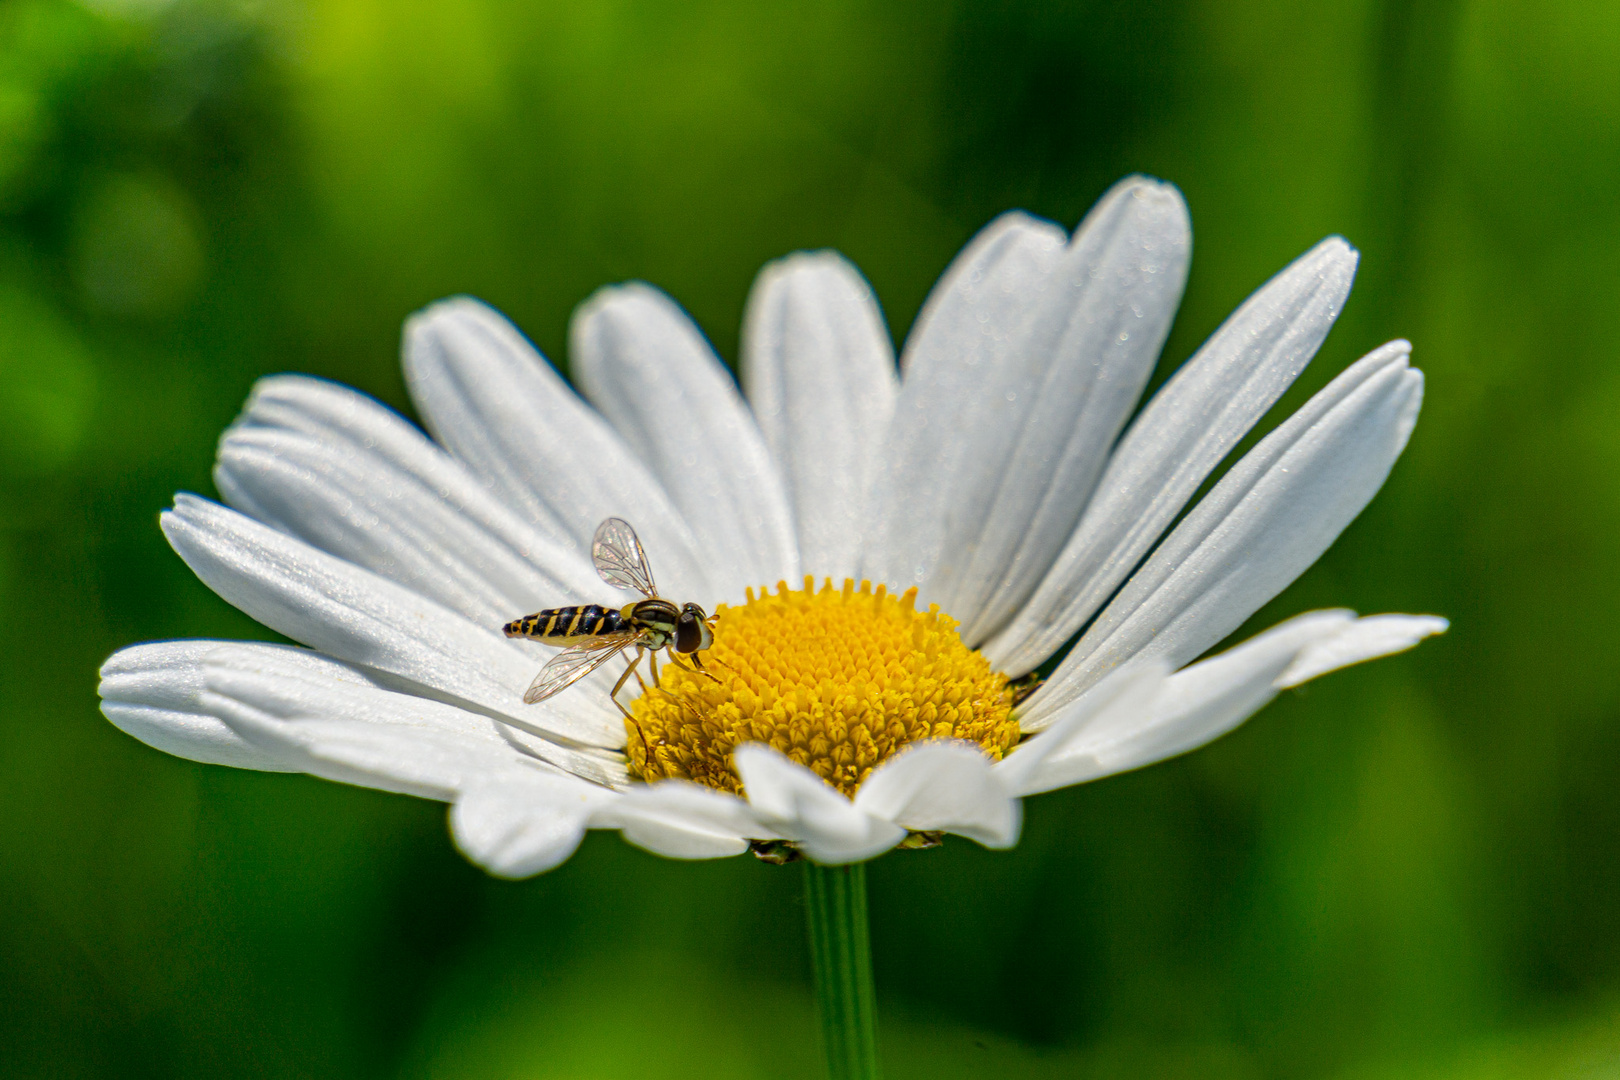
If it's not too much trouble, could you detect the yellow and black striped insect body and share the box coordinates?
[503,517,715,716]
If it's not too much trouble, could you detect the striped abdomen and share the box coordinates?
[504,604,626,643]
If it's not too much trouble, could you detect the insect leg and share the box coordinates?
[609,646,646,719]
[627,716,653,776]
[648,650,661,688]
[668,652,723,684]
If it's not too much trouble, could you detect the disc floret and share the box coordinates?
[628,577,1018,796]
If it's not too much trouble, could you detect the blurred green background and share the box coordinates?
[2,0,1618,1076]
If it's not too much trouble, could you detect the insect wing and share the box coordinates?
[523,635,637,704]
[592,517,658,597]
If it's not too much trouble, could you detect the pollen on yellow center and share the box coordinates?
[627,577,1018,797]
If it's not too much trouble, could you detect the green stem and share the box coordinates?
[803,860,881,1080]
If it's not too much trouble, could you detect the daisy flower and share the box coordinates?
[98,176,1446,877]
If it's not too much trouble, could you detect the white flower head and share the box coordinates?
[99,177,1447,877]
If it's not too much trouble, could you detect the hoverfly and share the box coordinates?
[503,517,716,716]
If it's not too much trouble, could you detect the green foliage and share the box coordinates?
[0,274,96,469]
[1,0,1618,1077]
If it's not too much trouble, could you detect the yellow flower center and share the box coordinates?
[627,577,1018,797]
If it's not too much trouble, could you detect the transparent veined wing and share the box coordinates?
[592,517,658,597]
[523,634,639,704]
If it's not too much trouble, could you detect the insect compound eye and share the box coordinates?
[674,610,703,654]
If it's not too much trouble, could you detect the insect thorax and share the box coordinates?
[630,598,680,647]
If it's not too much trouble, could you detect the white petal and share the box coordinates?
[401,298,714,602]
[207,704,516,801]
[741,252,897,582]
[98,641,298,771]
[595,780,758,859]
[1024,341,1423,724]
[1024,611,1355,787]
[866,177,1191,641]
[216,424,603,626]
[997,661,1169,793]
[231,373,577,549]
[224,374,639,738]
[201,643,627,788]
[162,494,621,748]
[985,238,1360,674]
[732,743,905,864]
[571,283,798,604]
[451,773,614,878]
[1278,613,1449,687]
[853,741,1021,848]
